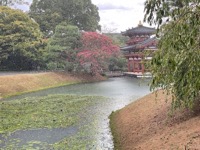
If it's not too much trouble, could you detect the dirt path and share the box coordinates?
[110,90,200,150]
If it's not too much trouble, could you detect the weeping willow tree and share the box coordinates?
[144,0,200,110]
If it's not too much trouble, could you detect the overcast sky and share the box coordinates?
[17,0,149,33]
[92,0,148,32]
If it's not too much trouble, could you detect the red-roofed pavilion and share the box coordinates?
[121,21,158,75]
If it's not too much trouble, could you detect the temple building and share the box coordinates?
[121,21,158,77]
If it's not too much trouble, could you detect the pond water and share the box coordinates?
[1,77,151,149]
[8,76,150,101]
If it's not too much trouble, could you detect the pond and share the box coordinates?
[1,77,151,149]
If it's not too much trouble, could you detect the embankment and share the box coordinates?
[110,90,200,150]
[0,72,106,98]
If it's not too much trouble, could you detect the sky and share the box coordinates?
[16,0,149,33]
[91,0,148,33]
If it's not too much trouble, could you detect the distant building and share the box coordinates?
[121,21,158,75]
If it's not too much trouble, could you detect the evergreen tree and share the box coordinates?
[46,23,81,71]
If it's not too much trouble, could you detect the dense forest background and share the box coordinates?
[0,0,128,74]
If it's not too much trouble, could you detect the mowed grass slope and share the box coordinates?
[0,72,105,98]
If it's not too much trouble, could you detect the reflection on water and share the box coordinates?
[3,77,151,149]
[8,77,150,101]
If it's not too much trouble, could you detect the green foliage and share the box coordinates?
[104,33,129,47]
[29,0,101,37]
[144,0,200,110]
[101,33,128,72]
[108,55,127,71]
[46,23,81,71]
[0,6,46,70]
[144,0,186,28]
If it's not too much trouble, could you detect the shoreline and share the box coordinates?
[110,90,200,149]
[0,72,106,99]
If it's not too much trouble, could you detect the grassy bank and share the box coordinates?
[110,90,200,150]
[0,72,106,98]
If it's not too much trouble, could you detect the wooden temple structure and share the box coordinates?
[121,21,158,77]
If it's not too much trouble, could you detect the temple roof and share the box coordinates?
[122,23,156,37]
[120,36,157,51]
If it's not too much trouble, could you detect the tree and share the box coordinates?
[101,25,117,33]
[144,0,185,29]
[108,55,127,72]
[29,0,101,37]
[0,6,46,70]
[78,32,120,75]
[104,33,129,47]
[144,0,200,110]
[46,23,81,71]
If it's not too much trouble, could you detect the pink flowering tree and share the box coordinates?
[78,32,120,75]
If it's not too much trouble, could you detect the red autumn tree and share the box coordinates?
[78,32,120,75]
